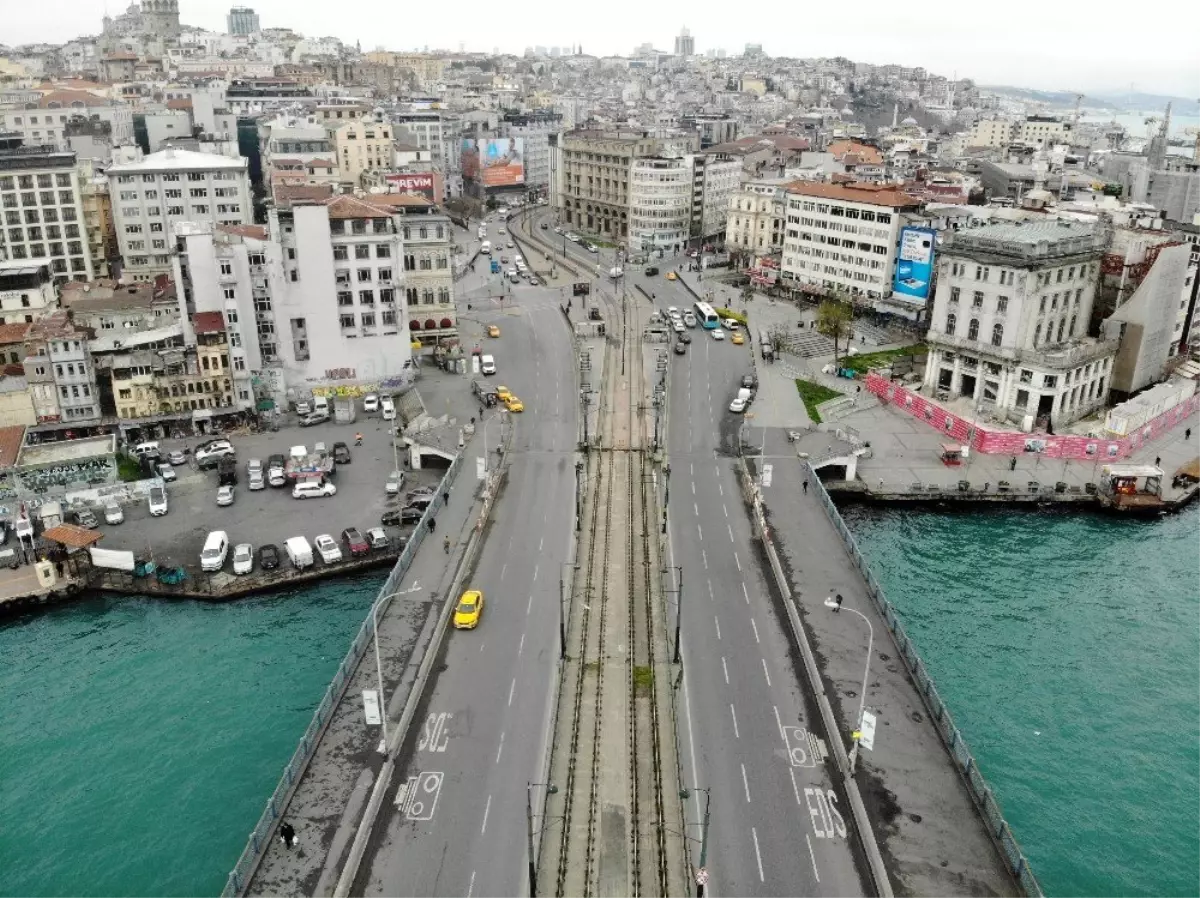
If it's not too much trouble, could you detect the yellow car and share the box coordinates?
[487,324,501,338]
[504,395,525,413]
[495,385,513,402]
[454,590,484,629]
[731,331,745,345]
[666,271,678,281]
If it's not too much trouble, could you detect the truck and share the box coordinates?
[333,396,356,424]
[284,447,336,481]
[217,456,238,486]
[285,535,314,570]
[39,500,63,530]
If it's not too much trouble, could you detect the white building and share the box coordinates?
[726,178,788,256]
[628,156,693,256]
[107,147,252,281]
[780,181,922,301]
[923,219,1115,428]
[0,261,58,326]
[0,138,94,284]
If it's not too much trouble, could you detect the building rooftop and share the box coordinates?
[785,180,922,209]
[944,219,1107,261]
[191,311,226,335]
[0,425,25,470]
[107,147,247,174]
[324,195,391,219]
[0,323,30,345]
[273,183,334,207]
[59,278,174,311]
[218,223,269,239]
[25,311,85,341]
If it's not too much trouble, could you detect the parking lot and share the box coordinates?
[96,411,448,575]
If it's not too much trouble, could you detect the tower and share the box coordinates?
[141,0,181,40]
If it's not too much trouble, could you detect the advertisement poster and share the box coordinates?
[384,172,437,201]
[474,138,525,187]
[460,139,480,182]
[892,226,936,302]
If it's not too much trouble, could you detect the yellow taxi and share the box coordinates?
[504,395,525,413]
[487,324,501,338]
[495,385,513,402]
[731,331,745,345]
[453,590,484,629]
[666,271,678,281]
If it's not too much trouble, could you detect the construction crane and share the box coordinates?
[1071,92,1084,128]
[1185,127,1200,161]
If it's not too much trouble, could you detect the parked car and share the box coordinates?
[248,470,266,491]
[157,463,177,482]
[216,485,236,506]
[268,467,287,488]
[406,486,436,502]
[293,479,336,499]
[295,399,312,416]
[382,505,424,526]
[148,486,168,517]
[363,393,380,413]
[73,509,99,529]
[741,373,759,391]
[314,534,342,564]
[232,543,254,575]
[674,341,687,355]
[366,527,389,550]
[258,543,281,570]
[584,242,598,253]
[195,441,235,468]
[342,528,370,556]
[386,471,405,496]
[299,410,330,427]
[645,265,659,276]
[504,395,525,413]
[332,441,352,464]
[168,450,187,466]
[103,502,124,525]
[381,398,396,420]
[247,458,263,476]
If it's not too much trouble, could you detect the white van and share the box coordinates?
[312,395,329,415]
[200,530,230,571]
[286,535,314,570]
[480,354,497,375]
[381,397,396,420]
[148,485,168,516]
[132,441,160,457]
[480,240,492,255]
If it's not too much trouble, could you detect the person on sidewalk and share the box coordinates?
[1155,456,1161,467]
[1010,456,1017,471]
[833,593,843,612]
[803,479,809,494]
[443,491,450,505]
[280,821,296,849]
[355,432,363,446]
[428,517,436,534]
[1187,428,1192,440]
[443,535,450,554]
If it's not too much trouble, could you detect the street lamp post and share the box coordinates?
[526,781,558,897]
[671,565,683,664]
[679,786,712,897]
[371,582,422,751]
[823,597,874,773]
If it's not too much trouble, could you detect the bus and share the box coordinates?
[693,300,720,329]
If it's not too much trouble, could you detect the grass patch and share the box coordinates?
[795,379,841,424]
[117,453,143,482]
[632,665,654,695]
[584,660,600,673]
[715,307,748,326]
[840,343,925,375]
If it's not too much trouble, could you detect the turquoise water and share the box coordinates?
[0,576,384,897]
[842,504,1200,898]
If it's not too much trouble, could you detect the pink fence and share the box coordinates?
[865,373,1200,462]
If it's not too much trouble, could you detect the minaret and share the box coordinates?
[892,102,899,129]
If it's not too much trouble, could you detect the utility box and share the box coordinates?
[334,397,357,424]
[35,561,57,588]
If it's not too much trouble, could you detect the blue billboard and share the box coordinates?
[892,226,936,302]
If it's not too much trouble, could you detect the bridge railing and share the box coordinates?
[221,455,462,897]
[806,465,1044,898]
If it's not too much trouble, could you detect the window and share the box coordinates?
[972,291,983,309]
[991,323,1003,347]
[1039,296,1046,314]
[949,287,960,304]
[220,261,233,275]
[190,188,207,198]
[1056,319,1066,342]
[223,287,236,300]
[967,319,979,341]
[361,313,376,328]
[193,205,208,215]
[1033,324,1041,346]
[359,290,374,305]
[1056,269,1063,283]
[340,314,355,328]
[997,296,1008,314]
[1069,315,1077,336]
[382,309,397,327]
[357,268,372,282]
[337,291,353,306]
[378,267,392,282]
[436,256,448,269]
[376,244,391,258]
[404,254,415,271]
[406,287,418,306]
[355,244,370,260]
[419,257,432,270]
[945,313,956,336]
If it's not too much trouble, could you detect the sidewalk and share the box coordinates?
[242,434,490,896]
[754,443,1021,897]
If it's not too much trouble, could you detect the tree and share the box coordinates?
[740,284,755,312]
[816,298,854,363]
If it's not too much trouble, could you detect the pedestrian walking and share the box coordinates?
[428,517,436,533]
[831,593,843,613]
[443,491,450,505]
[1010,456,1017,471]
[280,821,296,849]
[803,479,809,494]
[355,432,363,446]
[1186,428,1192,440]
[443,535,450,554]
[1155,456,1161,467]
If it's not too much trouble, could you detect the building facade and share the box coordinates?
[725,179,788,257]
[107,147,252,281]
[0,136,94,284]
[226,5,260,34]
[923,220,1115,428]
[24,311,101,424]
[692,152,741,242]
[0,260,57,326]
[628,156,692,255]
[333,120,394,186]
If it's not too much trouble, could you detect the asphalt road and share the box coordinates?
[353,263,579,897]
[663,307,866,895]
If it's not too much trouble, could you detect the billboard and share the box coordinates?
[892,226,936,302]
[384,172,438,201]
[462,138,525,188]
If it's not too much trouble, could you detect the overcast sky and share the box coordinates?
[11,0,1199,99]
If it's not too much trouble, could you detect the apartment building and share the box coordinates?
[23,310,101,425]
[392,109,457,182]
[333,119,394,186]
[923,220,1114,428]
[692,152,741,243]
[0,261,57,326]
[258,116,340,203]
[0,89,135,151]
[269,194,412,395]
[107,147,252,281]
[377,197,457,346]
[725,178,788,257]
[500,111,563,188]
[628,156,693,255]
[59,277,179,333]
[79,161,117,277]
[0,135,94,284]
[780,181,922,300]
[966,115,1072,150]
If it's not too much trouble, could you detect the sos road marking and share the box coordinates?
[781,725,823,769]
[804,787,847,839]
[418,712,453,753]
[395,771,445,820]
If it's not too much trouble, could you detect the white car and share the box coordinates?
[667,306,679,317]
[729,395,749,413]
[673,320,685,333]
[723,318,740,331]
[712,328,726,341]
[381,397,396,420]
[314,534,342,564]
[195,440,235,467]
[232,543,254,575]
[363,393,380,413]
[683,312,697,327]
[216,485,235,506]
[386,471,404,496]
[248,470,265,491]
[514,254,523,263]
[104,502,124,525]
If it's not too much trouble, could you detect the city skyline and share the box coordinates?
[5,0,1197,98]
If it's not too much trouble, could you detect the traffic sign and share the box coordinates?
[859,710,877,751]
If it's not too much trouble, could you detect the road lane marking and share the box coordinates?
[734,552,742,572]
[694,502,699,516]
[762,658,772,687]
[723,504,729,518]
[527,595,533,615]
[518,633,526,656]
[721,656,729,684]
[728,523,734,542]
[718,481,723,496]
[697,524,703,540]
[468,870,476,897]
[741,762,752,802]
[789,767,803,806]
[751,618,760,643]
[742,582,750,604]
[806,834,821,882]
[508,678,516,707]
[539,537,543,552]
[501,563,508,579]
[480,641,485,652]
[701,550,708,569]
[533,564,539,582]
[730,703,740,738]
[691,480,696,495]
[714,616,722,640]
[752,826,765,881]
[481,794,492,834]
[496,732,505,765]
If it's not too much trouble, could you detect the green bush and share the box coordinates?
[795,379,841,424]
[715,307,748,326]
[116,453,143,482]
[840,343,926,374]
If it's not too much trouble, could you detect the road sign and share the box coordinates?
[476,457,487,481]
[695,867,710,886]
[859,710,877,751]
[362,689,381,725]
[761,463,773,488]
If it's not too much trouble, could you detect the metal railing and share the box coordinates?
[806,466,1043,898]
[222,454,463,897]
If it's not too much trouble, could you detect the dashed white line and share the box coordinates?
[741,763,752,803]
[721,656,730,684]
[723,504,729,518]
[742,582,750,604]
[728,523,735,543]
[762,657,772,687]
[718,481,723,496]
[496,732,505,765]
[533,564,539,582]
[752,827,765,881]
[789,767,803,807]
[774,705,785,740]
[701,550,708,570]
[734,552,742,572]
[518,633,526,656]
[507,677,516,707]
[751,618,760,643]
[538,537,544,552]
[730,704,740,738]
[480,641,485,653]
[697,524,703,540]
[806,834,821,882]
[526,595,533,615]
[707,580,714,601]
[481,794,492,834]
[468,870,476,898]
[501,563,508,580]
[714,616,722,640]
[694,502,699,516]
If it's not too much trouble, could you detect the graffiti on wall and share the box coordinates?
[312,383,378,399]
[18,457,116,492]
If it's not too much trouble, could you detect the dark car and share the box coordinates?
[678,330,692,344]
[258,544,281,570]
[741,373,759,391]
[332,441,352,464]
[382,505,424,526]
[674,341,687,355]
[540,221,549,229]
[73,509,99,529]
[342,527,369,556]
[217,456,238,486]
[644,265,659,276]
[406,486,436,502]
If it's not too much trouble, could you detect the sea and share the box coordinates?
[0,574,385,898]
[1,508,1197,897]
